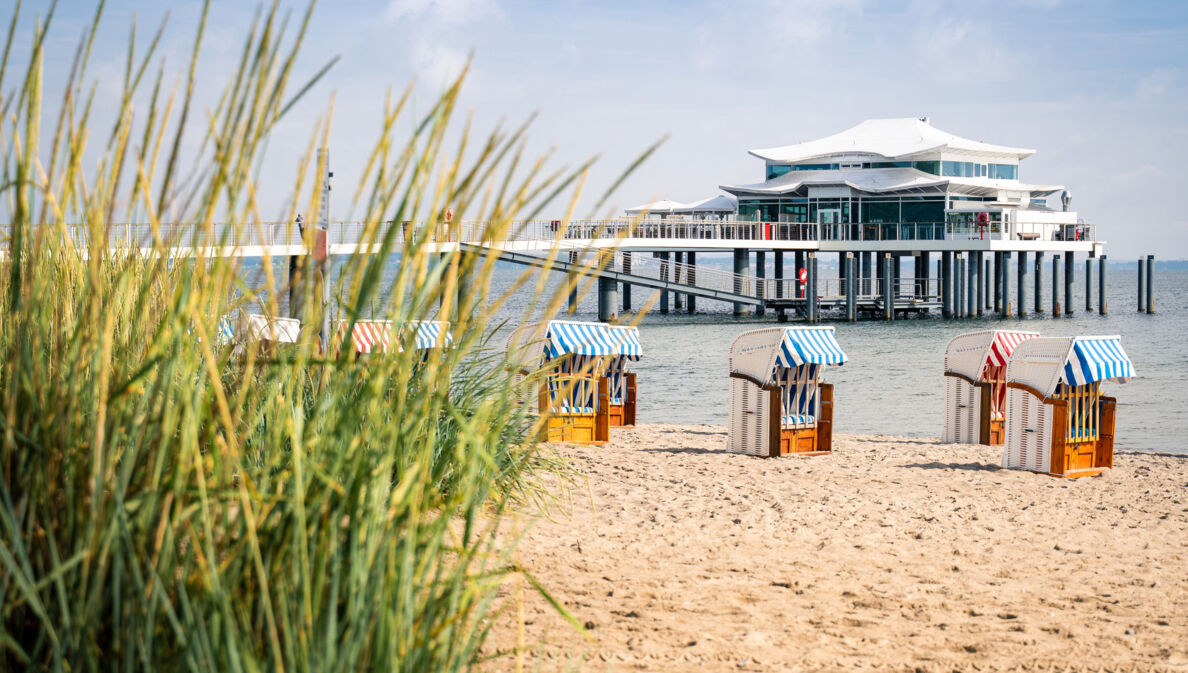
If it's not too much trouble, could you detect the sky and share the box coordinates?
[12,0,1188,258]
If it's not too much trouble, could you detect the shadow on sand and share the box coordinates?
[898,461,999,472]
[641,446,726,455]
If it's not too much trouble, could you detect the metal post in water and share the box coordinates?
[1001,252,1011,318]
[846,253,856,322]
[686,252,697,313]
[1137,258,1145,312]
[774,251,784,299]
[1146,254,1154,314]
[967,252,977,318]
[1034,251,1044,314]
[1099,255,1108,315]
[1084,258,1092,312]
[1052,254,1061,316]
[862,252,872,296]
[883,252,894,321]
[1064,251,1075,315]
[1016,251,1026,317]
[983,255,991,312]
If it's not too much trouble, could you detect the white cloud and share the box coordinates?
[413,40,471,89]
[760,0,864,43]
[386,0,499,24]
[1137,68,1176,100]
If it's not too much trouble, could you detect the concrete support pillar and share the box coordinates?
[984,256,992,310]
[876,253,886,296]
[1000,252,1011,318]
[622,252,632,312]
[1052,254,1062,317]
[883,253,894,321]
[658,252,670,314]
[974,251,983,317]
[941,251,952,318]
[846,253,856,322]
[807,253,819,322]
[1034,252,1044,314]
[686,252,697,313]
[597,253,618,323]
[1085,258,1092,312]
[568,250,579,314]
[755,251,766,314]
[967,252,977,318]
[988,254,997,316]
[679,253,689,313]
[1016,251,1027,317]
[861,252,872,296]
[919,251,931,301]
[1146,255,1154,314]
[794,251,805,300]
[733,248,749,316]
[774,251,785,299]
[892,254,902,298]
[1099,255,1108,315]
[1064,251,1074,315]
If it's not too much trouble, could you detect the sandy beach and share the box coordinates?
[489,424,1188,672]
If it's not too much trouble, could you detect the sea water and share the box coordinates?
[245,257,1188,454]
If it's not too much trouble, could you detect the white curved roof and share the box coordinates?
[720,167,1062,197]
[673,194,737,213]
[624,199,686,214]
[750,118,1036,164]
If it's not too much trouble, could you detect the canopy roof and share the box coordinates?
[1062,337,1134,388]
[626,194,738,215]
[673,194,737,213]
[545,321,641,360]
[218,316,235,344]
[411,320,453,350]
[1007,336,1135,398]
[721,167,1063,198]
[247,314,300,343]
[749,117,1036,164]
[775,328,849,368]
[944,330,1040,381]
[729,326,846,387]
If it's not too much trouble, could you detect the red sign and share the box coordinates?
[798,268,808,283]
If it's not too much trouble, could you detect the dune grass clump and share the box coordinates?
[0,2,598,669]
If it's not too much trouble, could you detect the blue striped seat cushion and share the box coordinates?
[782,414,816,426]
[556,405,595,414]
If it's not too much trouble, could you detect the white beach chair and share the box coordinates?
[942,330,1039,445]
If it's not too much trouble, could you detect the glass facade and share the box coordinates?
[738,195,943,225]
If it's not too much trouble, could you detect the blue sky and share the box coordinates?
[17,0,1188,257]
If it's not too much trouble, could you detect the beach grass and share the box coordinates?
[0,1,608,669]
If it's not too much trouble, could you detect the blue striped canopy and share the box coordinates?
[412,321,452,350]
[217,316,235,345]
[1061,336,1134,387]
[546,321,641,360]
[774,328,848,368]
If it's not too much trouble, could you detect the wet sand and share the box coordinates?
[488,424,1188,672]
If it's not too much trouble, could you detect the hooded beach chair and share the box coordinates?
[1003,336,1135,478]
[506,320,639,444]
[335,319,452,360]
[246,314,301,356]
[727,326,847,457]
[603,325,641,427]
[942,330,1039,445]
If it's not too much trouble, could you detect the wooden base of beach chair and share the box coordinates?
[778,426,828,456]
[1046,396,1115,477]
[606,373,637,428]
[987,417,1005,446]
[547,414,606,444]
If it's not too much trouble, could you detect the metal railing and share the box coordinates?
[16,217,1098,250]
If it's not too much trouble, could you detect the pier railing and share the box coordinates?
[39,217,1097,249]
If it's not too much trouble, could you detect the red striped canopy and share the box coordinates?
[338,320,394,354]
[985,331,1038,367]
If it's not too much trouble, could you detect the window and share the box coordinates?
[792,163,838,171]
[912,160,940,175]
[941,161,962,177]
[989,164,1018,180]
[964,162,974,177]
[766,164,792,181]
